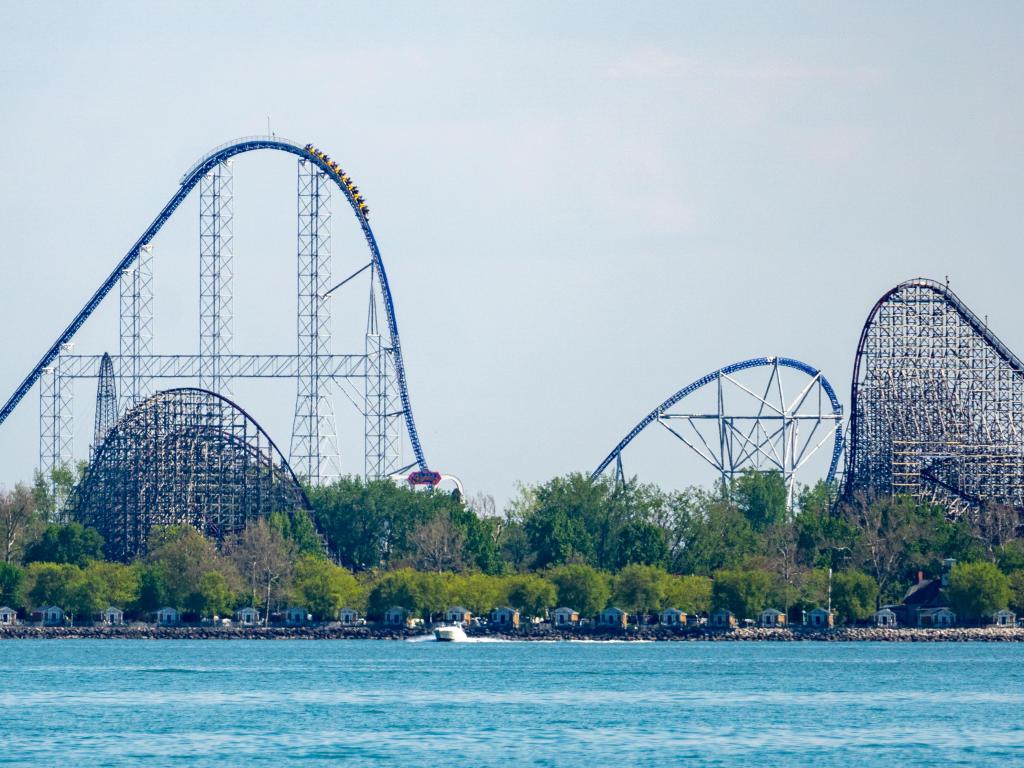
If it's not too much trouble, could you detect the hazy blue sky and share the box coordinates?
[0,2,1021,506]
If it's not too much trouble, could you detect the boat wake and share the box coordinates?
[405,634,518,644]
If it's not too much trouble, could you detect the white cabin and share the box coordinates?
[156,607,179,626]
[552,607,580,626]
[994,609,1016,627]
[339,607,359,625]
[599,607,628,628]
[445,606,472,625]
[659,608,687,626]
[759,608,786,627]
[873,608,897,628]
[236,607,260,626]
[102,606,124,626]
[40,606,64,626]
[806,608,834,628]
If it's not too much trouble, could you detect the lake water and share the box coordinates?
[0,639,1022,766]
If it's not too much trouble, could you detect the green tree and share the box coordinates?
[505,574,556,618]
[612,564,666,622]
[291,554,360,620]
[23,523,104,567]
[660,574,712,613]
[148,526,239,613]
[831,570,879,624]
[407,510,466,572]
[499,520,533,572]
[446,572,503,615]
[547,563,611,616]
[524,474,601,568]
[25,562,79,609]
[226,519,296,623]
[65,567,107,623]
[366,568,422,619]
[996,541,1024,574]
[613,520,668,569]
[798,569,830,612]
[135,564,168,613]
[498,484,536,571]
[845,494,983,603]
[447,503,503,574]
[31,464,81,521]
[732,470,787,531]
[0,483,42,564]
[83,561,139,610]
[306,478,433,571]
[269,509,325,558]
[675,499,758,575]
[188,571,234,619]
[711,569,774,619]
[0,562,26,609]
[416,571,449,621]
[947,561,1011,622]
[600,480,671,570]
[1008,570,1024,614]
[794,490,859,569]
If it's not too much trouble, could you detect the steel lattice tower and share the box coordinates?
[290,158,341,483]
[38,342,75,507]
[365,278,403,478]
[199,160,233,393]
[119,243,154,410]
[846,278,1024,515]
[92,352,118,449]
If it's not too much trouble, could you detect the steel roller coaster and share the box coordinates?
[3,136,1021,529]
[1,136,429,500]
[592,356,844,508]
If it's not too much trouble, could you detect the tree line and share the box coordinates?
[1,468,1022,624]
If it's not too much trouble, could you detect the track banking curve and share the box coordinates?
[591,356,844,483]
[0,136,428,471]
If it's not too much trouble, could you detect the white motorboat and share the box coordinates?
[433,624,469,642]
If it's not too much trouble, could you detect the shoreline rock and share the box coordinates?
[2,624,1023,642]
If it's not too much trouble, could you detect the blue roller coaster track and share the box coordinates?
[0,136,428,470]
[591,356,844,485]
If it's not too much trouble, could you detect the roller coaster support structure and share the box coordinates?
[1,136,429,498]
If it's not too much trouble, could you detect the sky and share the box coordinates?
[0,2,1022,508]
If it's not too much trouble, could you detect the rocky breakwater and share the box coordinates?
[5,624,1024,641]
[471,625,1024,642]
[0,624,427,640]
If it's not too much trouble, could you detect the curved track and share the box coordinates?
[591,356,844,484]
[0,136,428,470]
[844,278,1024,510]
[847,278,1024,488]
[75,387,312,561]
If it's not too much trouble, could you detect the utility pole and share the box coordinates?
[827,567,833,614]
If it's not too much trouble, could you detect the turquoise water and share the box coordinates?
[1,640,1022,766]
